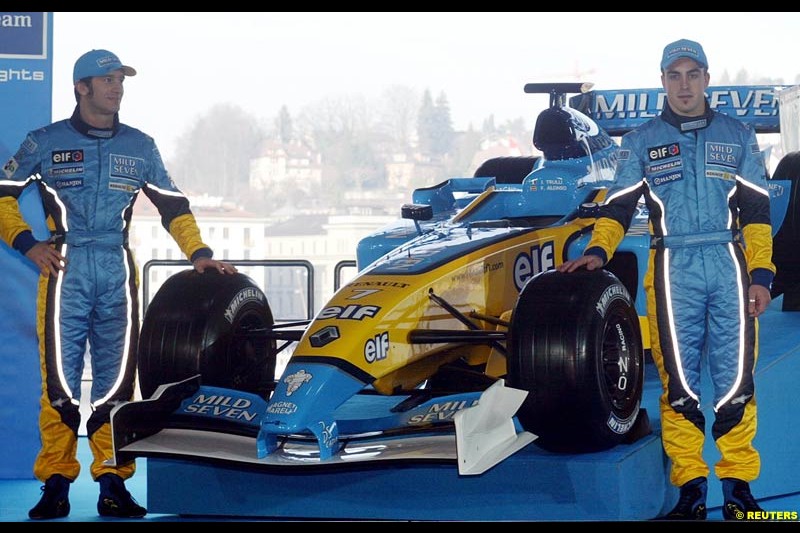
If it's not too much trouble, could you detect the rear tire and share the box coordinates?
[770,151,800,305]
[137,269,277,400]
[507,269,644,453]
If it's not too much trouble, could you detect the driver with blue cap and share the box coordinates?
[559,38,772,521]
[0,49,237,519]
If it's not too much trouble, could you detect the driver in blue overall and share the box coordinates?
[0,49,237,520]
[558,39,773,520]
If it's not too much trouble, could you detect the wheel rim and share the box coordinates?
[601,309,640,412]
[225,308,277,397]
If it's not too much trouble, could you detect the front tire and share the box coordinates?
[137,269,277,400]
[507,268,644,453]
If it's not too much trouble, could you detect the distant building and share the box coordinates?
[385,151,417,191]
[129,195,270,308]
[384,151,450,191]
[249,139,323,194]
[130,196,396,319]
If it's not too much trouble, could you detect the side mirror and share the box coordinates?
[401,203,433,236]
[401,204,433,221]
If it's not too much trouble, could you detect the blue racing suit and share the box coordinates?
[583,101,774,486]
[0,106,213,483]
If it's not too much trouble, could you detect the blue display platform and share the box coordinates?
[146,296,800,521]
[147,431,666,521]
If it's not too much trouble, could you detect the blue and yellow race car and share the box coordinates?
[110,82,796,475]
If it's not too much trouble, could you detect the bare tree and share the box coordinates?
[276,105,293,144]
[169,103,264,199]
[296,94,374,139]
[295,95,384,192]
[377,85,419,149]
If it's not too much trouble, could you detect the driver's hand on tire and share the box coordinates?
[557,254,604,273]
[193,257,238,275]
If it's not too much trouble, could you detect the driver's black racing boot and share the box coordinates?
[722,478,763,521]
[659,476,707,520]
[28,473,71,520]
[97,473,147,518]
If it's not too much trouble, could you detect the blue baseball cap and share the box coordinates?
[73,49,136,83]
[660,39,708,71]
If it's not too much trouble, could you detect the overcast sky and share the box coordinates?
[51,12,800,161]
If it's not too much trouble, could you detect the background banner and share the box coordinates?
[0,11,53,479]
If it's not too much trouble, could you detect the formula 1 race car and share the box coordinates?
[109,82,797,476]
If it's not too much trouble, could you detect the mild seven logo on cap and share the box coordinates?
[96,54,120,68]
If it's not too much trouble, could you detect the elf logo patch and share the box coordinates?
[648,143,680,162]
[52,150,84,164]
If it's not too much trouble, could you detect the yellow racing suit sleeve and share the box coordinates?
[168,213,212,261]
[742,222,776,276]
[585,217,627,264]
[0,196,32,249]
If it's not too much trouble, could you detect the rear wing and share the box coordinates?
[571,85,793,136]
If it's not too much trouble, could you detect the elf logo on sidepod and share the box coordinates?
[364,332,389,363]
[318,304,380,320]
[513,241,555,291]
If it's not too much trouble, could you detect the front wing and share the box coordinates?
[109,376,535,476]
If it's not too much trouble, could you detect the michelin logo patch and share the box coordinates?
[51,167,83,177]
[706,142,740,169]
[110,154,144,179]
[3,158,18,178]
[649,159,681,173]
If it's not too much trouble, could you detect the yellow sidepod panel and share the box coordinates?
[292,218,597,395]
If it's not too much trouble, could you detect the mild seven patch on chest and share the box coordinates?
[705,142,740,170]
[109,153,144,179]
